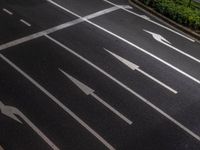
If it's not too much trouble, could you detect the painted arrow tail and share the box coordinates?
[105,49,177,94]
[0,101,59,150]
[59,69,133,125]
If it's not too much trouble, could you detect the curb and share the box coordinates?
[128,0,200,41]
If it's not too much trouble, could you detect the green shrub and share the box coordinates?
[139,0,200,30]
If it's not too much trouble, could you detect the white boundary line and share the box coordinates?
[48,0,200,85]
[45,34,200,142]
[0,53,115,150]
[103,0,195,42]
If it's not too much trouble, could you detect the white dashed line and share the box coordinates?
[20,19,31,27]
[2,8,13,15]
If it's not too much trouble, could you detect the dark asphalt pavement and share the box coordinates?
[0,0,200,150]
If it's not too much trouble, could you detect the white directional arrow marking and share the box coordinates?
[59,69,133,125]
[105,49,178,94]
[0,101,59,150]
[144,30,200,64]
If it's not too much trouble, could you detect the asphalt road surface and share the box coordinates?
[0,0,200,150]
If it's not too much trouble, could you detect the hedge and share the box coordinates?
[139,0,200,30]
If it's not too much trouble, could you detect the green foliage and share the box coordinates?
[140,0,200,30]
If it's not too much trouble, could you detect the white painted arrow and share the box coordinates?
[144,30,200,64]
[59,69,132,125]
[0,101,59,150]
[105,49,177,94]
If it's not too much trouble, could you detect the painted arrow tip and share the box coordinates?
[59,69,95,95]
[143,29,171,44]
[0,101,22,124]
[104,48,139,70]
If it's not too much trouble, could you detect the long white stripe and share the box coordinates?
[0,54,115,150]
[105,48,177,94]
[162,41,200,64]
[138,69,177,94]
[45,35,200,142]
[0,6,122,51]
[60,69,132,125]
[103,0,195,42]
[18,112,59,150]
[48,0,200,85]
[92,93,133,125]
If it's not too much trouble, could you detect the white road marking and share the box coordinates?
[144,30,200,63]
[105,49,178,94]
[47,0,200,85]
[20,19,31,27]
[103,0,195,42]
[0,101,59,150]
[0,54,115,150]
[47,0,131,16]
[45,35,200,142]
[59,69,133,125]
[0,6,124,51]
[2,8,13,15]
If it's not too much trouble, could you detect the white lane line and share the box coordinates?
[2,8,13,15]
[47,0,131,17]
[59,69,133,125]
[0,54,115,150]
[20,19,31,27]
[48,0,200,85]
[0,101,60,150]
[144,30,200,64]
[0,6,124,51]
[105,49,178,94]
[45,35,200,142]
[103,0,195,42]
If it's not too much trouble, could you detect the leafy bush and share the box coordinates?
[139,0,200,30]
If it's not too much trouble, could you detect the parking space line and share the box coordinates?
[2,8,13,15]
[47,0,200,85]
[20,19,31,27]
[45,35,200,142]
[0,54,115,150]
[59,69,133,125]
[103,0,195,42]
